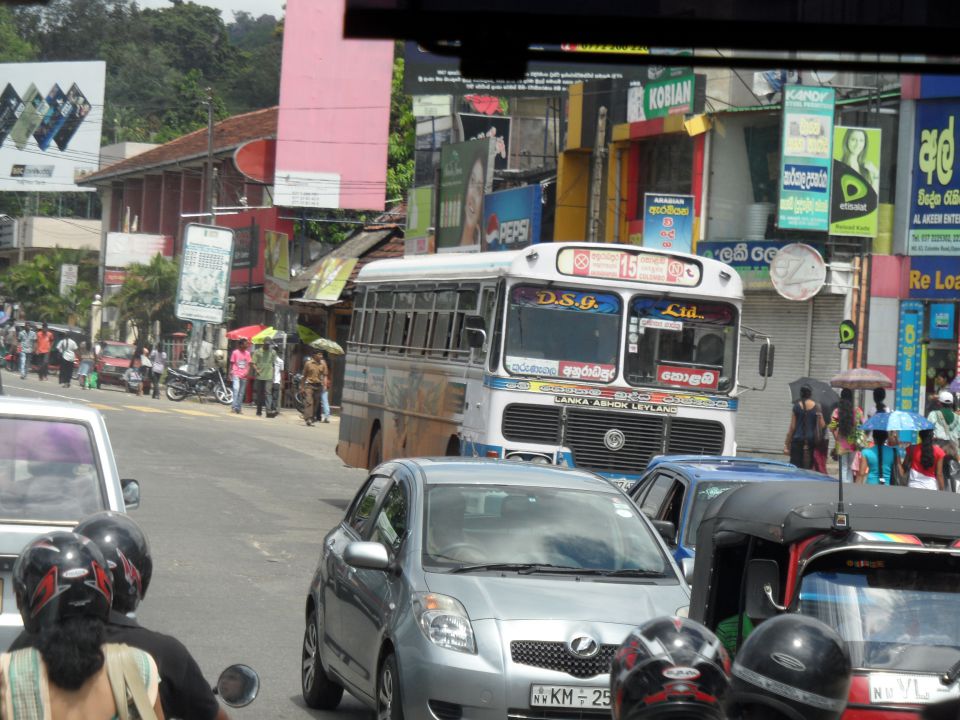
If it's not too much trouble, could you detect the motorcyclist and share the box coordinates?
[611,615,731,719]
[10,511,230,720]
[723,614,852,720]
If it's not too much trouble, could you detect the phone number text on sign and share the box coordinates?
[657,364,719,390]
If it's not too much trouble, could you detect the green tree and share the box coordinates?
[387,48,415,202]
[0,248,98,325]
[105,254,179,342]
[0,7,36,61]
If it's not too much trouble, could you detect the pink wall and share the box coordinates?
[274,0,394,211]
[870,254,908,298]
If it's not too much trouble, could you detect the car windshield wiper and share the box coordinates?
[598,568,670,578]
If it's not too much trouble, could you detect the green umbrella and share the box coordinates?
[251,326,280,344]
[309,337,344,355]
[297,325,321,345]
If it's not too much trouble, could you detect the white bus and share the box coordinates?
[338,243,772,483]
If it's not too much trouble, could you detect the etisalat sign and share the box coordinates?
[0,61,106,192]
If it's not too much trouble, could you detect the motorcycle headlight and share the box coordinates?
[412,592,477,654]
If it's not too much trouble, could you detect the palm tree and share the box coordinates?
[0,248,98,325]
[106,253,179,342]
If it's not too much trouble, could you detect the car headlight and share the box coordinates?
[412,592,477,654]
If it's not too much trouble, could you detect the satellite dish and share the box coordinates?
[769,243,827,301]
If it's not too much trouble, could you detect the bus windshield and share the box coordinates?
[625,298,737,393]
[504,285,621,382]
[799,552,960,674]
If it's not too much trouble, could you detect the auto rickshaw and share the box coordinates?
[689,481,960,719]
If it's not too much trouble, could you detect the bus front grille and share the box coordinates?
[564,409,664,473]
[503,404,562,444]
[499,405,726,473]
[666,417,726,456]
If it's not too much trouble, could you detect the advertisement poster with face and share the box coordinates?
[437,138,495,252]
[829,126,881,237]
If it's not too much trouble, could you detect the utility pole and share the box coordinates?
[587,106,608,243]
[204,87,216,224]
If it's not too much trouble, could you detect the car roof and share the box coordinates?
[401,458,619,492]
[648,457,832,484]
[0,396,105,424]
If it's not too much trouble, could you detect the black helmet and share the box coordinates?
[725,614,851,720]
[13,531,113,634]
[74,511,152,613]
[611,616,731,720]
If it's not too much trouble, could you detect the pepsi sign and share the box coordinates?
[482,185,543,252]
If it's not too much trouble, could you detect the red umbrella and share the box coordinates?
[225,324,268,341]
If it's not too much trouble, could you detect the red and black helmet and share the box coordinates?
[611,616,731,720]
[13,531,113,634]
[75,511,152,613]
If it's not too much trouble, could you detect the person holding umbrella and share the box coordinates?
[829,388,866,483]
[902,428,946,490]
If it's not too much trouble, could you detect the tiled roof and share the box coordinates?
[81,107,278,184]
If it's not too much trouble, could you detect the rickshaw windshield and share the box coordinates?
[798,553,960,673]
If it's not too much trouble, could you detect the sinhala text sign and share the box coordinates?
[909,101,960,255]
[777,85,836,232]
[175,224,235,324]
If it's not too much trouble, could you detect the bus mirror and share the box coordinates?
[745,559,783,620]
[463,316,487,349]
[759,342,775,378]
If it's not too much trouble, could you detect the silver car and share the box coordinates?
[301,458,688,719]
[0,397,140,649]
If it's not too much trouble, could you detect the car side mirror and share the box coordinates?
[344,541,391,571]
[681,557,695,586]
[463,316,487,349]
[745,558,783,620]
[759,342,775,378]
[651,519,677,545]
[121,479,140,510]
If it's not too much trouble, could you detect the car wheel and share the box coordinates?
[378,653,403,720]
[302,608,343,709]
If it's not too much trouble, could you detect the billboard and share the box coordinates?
[437,138,496,252]
[458,114,511,170]
[777,85,835,231]
[0,61,106,192]
[642,193,695,253]
[175,224,234,324]
[273,0,393,210]
[263,229,289,311]
[104,233,171,268]
[482,185,542,251]
[909,100,960,254]
[404,42,648,96]
[829,126,881,238]
[303,258,358,303]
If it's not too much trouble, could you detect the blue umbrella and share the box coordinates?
[861,411,934,432]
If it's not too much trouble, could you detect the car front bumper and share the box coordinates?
[399,618,633,720]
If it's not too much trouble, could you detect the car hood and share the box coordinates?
[424,572,688,623]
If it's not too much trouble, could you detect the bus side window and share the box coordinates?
[430,291,457,358]
[451,289,478,362]
[349,288,366,348]
[372,291,393,353]
[411,291,434,354]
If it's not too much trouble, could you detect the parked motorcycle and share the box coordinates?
[165,366,233,404]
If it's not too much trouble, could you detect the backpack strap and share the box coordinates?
[104,644,157,720]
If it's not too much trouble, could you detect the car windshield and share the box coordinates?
[798,553,960,673]
[625,298,738,394]
[0,418,104,522]
[683,480,746,546]
[504,285,621,382]
[101,344,135,360]
[422,483,667,574]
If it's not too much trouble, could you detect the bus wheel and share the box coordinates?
[368,426,383,470]
[445,436,460,457]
